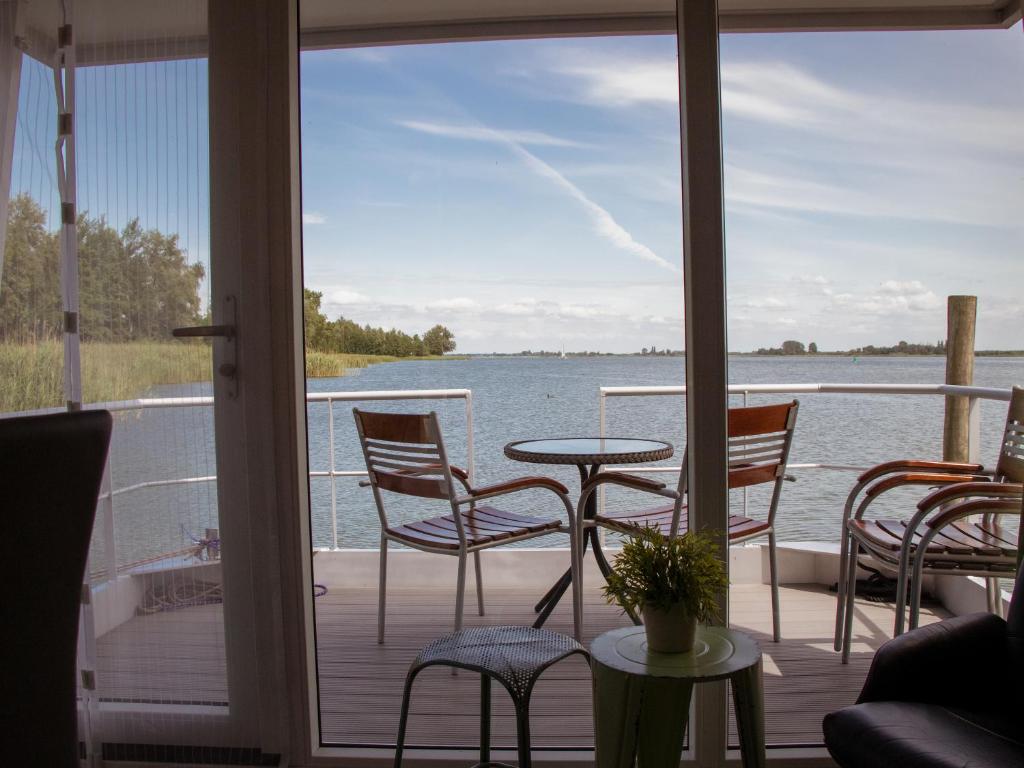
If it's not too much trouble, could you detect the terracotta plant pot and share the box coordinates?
[642,603,698,653]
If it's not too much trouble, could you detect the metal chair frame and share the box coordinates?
[576,401,799,642]
[835,386,1024,663]
[354,409,582,642]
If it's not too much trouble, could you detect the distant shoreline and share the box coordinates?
[461,351,1024,358]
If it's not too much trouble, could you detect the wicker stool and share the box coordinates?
[394,625,590,768]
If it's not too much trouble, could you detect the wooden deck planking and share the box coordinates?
[95,583,946,748]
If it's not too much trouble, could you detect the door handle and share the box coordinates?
[172,324,234,339]
[172,295,238,399]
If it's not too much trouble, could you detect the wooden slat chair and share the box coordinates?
[353,409,581,643]
[835,385,1023,663]
[577,401,799,642]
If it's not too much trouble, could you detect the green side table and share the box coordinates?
[591,625,765,768]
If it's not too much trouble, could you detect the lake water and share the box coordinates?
[103,355,1024,568]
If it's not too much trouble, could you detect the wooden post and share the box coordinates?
[943,295,976,462]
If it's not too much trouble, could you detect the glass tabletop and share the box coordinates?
[504,437,673,465]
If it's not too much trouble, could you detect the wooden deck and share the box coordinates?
[96,582,946,750]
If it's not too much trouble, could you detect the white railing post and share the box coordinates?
[967,396,982,464]
[99,458,117,581]
[328,398,338,549]
[598,389,607,517]
[465,391,475,485]
[742,390,749,519]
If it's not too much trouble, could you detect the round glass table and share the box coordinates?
[503,437,674,628]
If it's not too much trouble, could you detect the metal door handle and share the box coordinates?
[172,324,235,339]
[172,295,238,399]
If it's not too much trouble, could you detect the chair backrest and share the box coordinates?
[674,401,799,527]
[994,386,1024,484]
[0,409,113,767]
[352,409,459,527]
[728,401,800,491]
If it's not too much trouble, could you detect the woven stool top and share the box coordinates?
[413,625,588,701]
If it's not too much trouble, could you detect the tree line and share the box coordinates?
[304,289,455,357]
[1,195,456,358]
[1,194,205,341]
[755,339,949,355]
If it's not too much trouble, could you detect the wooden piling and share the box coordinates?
[943,295,977,462]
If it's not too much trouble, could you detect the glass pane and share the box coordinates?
[299,33,687,750]
[719,27,1024,749]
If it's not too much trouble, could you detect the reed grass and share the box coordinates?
[305,350,401,378]
[0,340,213,412]
[0,341,455,412]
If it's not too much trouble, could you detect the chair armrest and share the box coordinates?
[857,612,1010,707]
[581,471,672,496]
[467,476,570,501]
[857,460,984,484]
[863,472,986,499]
[917,481,1021,511]
[358,464,471,490]
[924,497,1022,532]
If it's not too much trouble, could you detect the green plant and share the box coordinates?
[602,526,728,621]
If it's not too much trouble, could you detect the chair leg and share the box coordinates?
[479,675,491,766]
[474,550,485,617]
[515,701,532,768]
[841,542,860,664]
[378,535,389,644]
[834,528,850,652]
[893,558,911,637]
[768,532,780,643]
[394,666,421,768]
[455,550,467,633]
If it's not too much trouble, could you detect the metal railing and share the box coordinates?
[29,381,1010,580]
[598,382,1012,516]
[305,389,474,550]
[71,388,473,580]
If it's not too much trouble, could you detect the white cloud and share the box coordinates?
[398,120,592,149]
[427,297,481,311]
[555,59,678,106]
[302,212,326,225]
[323,287,370,306]
[399,117,681,275]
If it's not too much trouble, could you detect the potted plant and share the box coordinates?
[603,526,728,653]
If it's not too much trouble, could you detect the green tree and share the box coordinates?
[2,196,205,343]
[423,324,456,355]
[0,194,61,340]
[808,341,818,354]
[303,288,330,350]
[781,340,806,355]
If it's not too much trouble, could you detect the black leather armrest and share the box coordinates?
[858,612,1010,708]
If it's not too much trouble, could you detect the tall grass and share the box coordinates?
[0,340,212,413]
[0,341,454,412]
[305,350,400,378]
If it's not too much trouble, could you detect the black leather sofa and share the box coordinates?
[823,561,1024,767]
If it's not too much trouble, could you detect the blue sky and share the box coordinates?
[300,27,1024,353]
[8,27,1023,353]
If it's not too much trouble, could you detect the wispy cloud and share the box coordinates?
[400,118,681,275]
[554,59,678,106]
[303,212,327,225]
[397,119,592,149]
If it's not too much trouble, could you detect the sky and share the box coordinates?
[6,25,1023,354]
[299,27,1024,353]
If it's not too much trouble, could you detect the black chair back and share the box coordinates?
[0,410,113,767]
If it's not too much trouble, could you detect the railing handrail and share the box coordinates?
[5,387,474,420]
[600,382,1012,401]
[72,380,1015,576]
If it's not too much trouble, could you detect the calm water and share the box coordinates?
[103,355,1024,566]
